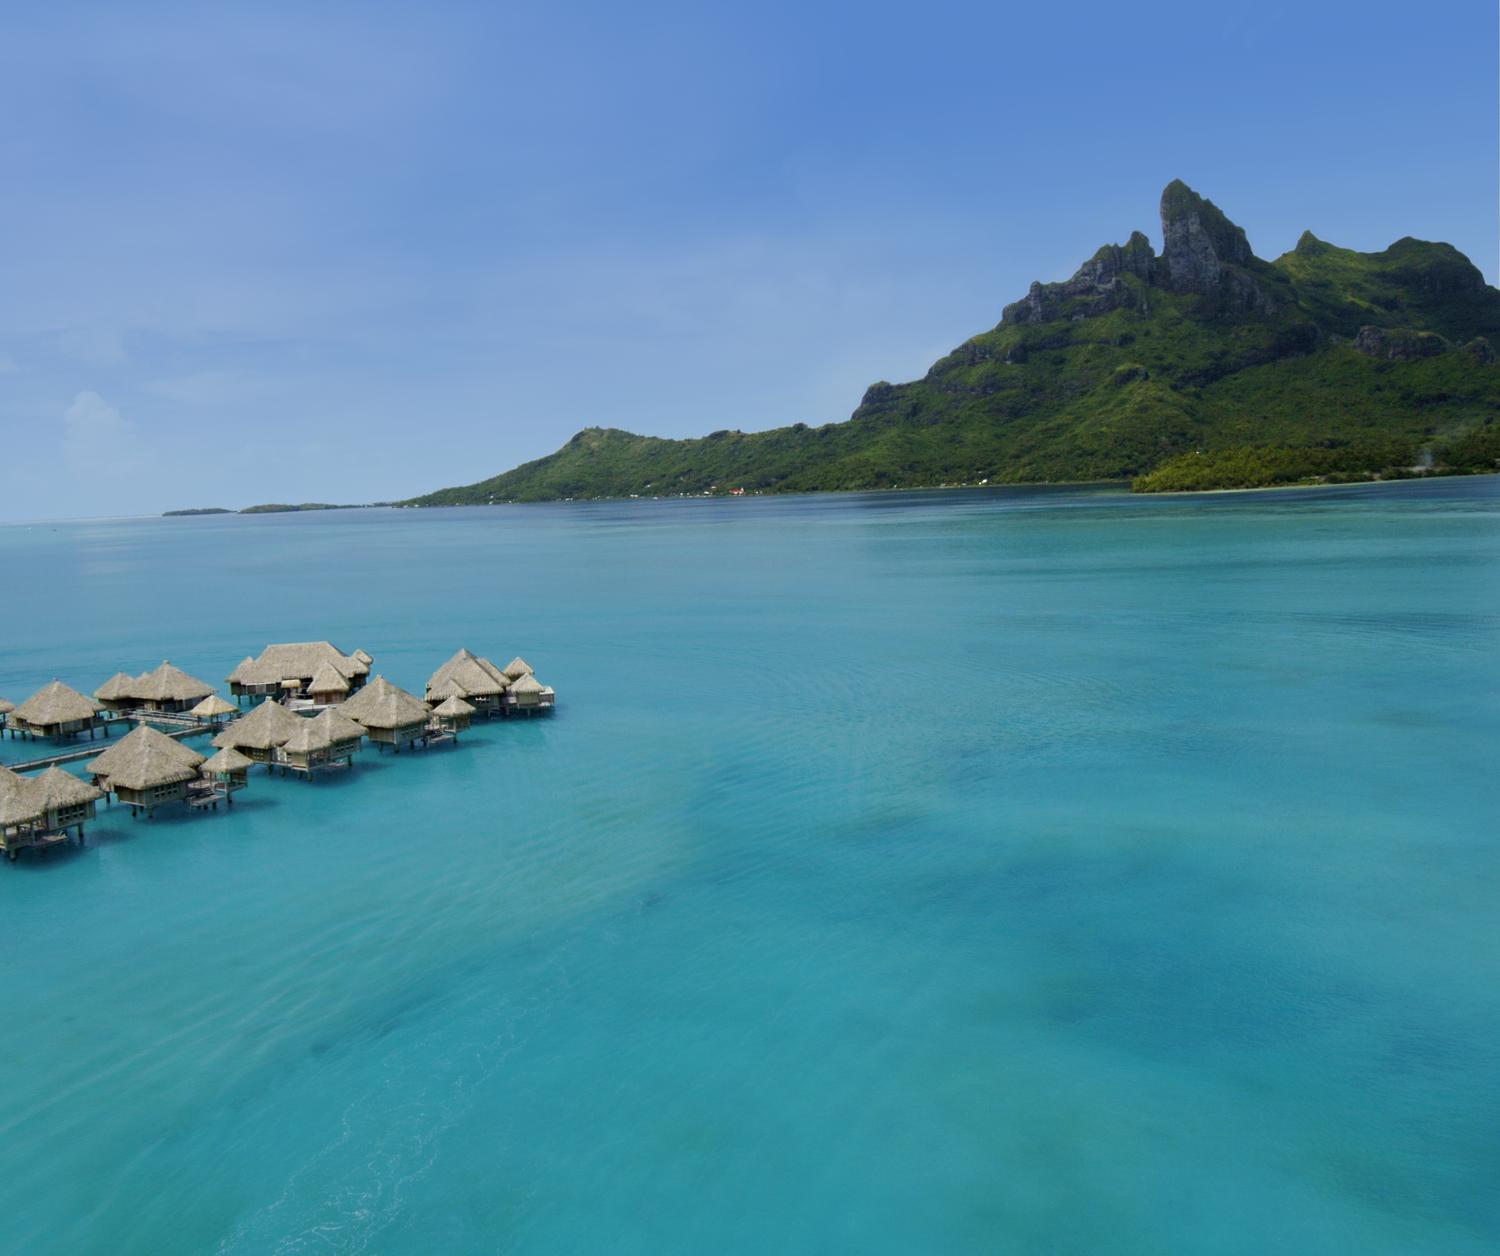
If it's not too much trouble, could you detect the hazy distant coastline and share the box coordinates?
[163,503,393,517]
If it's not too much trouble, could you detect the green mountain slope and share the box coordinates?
[409,181,1500,503]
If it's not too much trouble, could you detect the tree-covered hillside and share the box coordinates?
[409,182,1500,503]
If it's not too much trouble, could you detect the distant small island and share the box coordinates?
[164,503,392,517]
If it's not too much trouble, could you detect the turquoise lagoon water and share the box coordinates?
[0,479,1496,1254]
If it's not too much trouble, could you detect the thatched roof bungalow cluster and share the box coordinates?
[498,657,555,715]
[424,649,509,717]
[227,642,372,702]
[424,650,555,718]
[91,661,216,713]
[211,699,304,764]
[274,708,366,777]
[0,764,103,859]
[212,698,368,780]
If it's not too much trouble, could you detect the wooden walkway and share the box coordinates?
[5,715,216,774]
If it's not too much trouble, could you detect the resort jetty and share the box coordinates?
[1,640,559,860]
[227,642,373,703]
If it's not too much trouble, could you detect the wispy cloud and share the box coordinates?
[145,369,264,406]
[57,326,129,367]
[61,390,147,479]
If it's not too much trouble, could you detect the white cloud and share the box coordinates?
[61,390,146,478]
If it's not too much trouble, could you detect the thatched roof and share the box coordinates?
[132,660,215,703]
[426,649,508,699]
[88,726,204,779]
[502,656,534,679]
[201,746,254,776]
[312,708,366,744]
[338,676,430,729]
[430,695,476,717]
[508,673,545,695]
[353,648,374,666]
[93,672,137,702]
[33,766,103,810]
[227,656,257,683]
[231,642,371,687]
[0,765,43,827]
[306,662,350,695]
[13,680,100,726]
[281,717,335,755]
[96,734,203,792]
[212,699,302,750]
[191,694,238,719]
[424,674,467,702]
[0,698,14,715]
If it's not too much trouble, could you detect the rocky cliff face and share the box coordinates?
[1002,231,1157,325]
[1003,180,1279,326]
[1353,325,1449,360]
[1157,180,1278,312]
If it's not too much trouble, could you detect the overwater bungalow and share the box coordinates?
[502,656,533,681]
[8,681,105,741]
[227,642,373,702]
[87,725,203,792]
[93,672,138,713]
[32,767,103,838]
[429,695,475,738]
[274,708,364,778]
[88,731,206,818]
[317,708,367,757]
[129,660,216,713]
[226,656,269,698]
[0,698,12,734]
[501,672,555,715]
[0,766,47,860]
[424,649,509,718]
[211,699,303,765]
[199,747,253,801]
[337,676,431,752]
[304,662,351,708]
[0,764,100,857]
[191,694,239,726]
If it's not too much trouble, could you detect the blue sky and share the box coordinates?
[1,1,1495,519]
